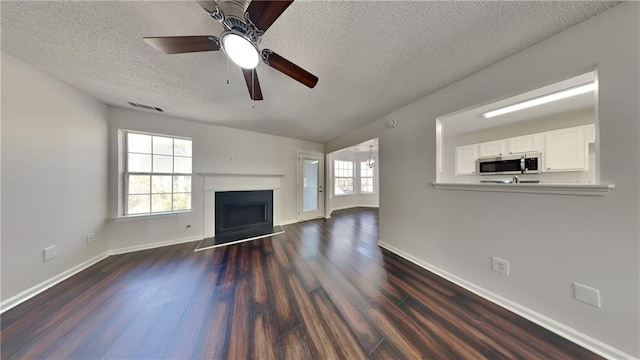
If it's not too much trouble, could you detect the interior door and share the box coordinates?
[298,152,324,221]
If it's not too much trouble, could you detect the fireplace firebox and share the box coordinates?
[215,190,273,236]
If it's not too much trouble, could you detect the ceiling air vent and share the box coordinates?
[127,102,163,112]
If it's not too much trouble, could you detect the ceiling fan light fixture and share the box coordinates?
[220,31,260,69]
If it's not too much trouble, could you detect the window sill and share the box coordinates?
[432,182,614,196]
[333,193,356,197]
[113,210,194,222]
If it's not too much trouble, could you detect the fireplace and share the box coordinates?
[197,172,285,251]
[215,190,273,236]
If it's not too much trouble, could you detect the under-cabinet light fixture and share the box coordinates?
[482,82,596,119]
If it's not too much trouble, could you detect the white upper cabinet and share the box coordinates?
[455,144,478,175]
[584,124,596,143]
[544,127,586,171]
[478,140,505,157]
[507,134,543,154]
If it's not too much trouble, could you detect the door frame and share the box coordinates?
[297,151,325,222]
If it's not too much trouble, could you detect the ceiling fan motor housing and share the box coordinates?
[218,0,261,44]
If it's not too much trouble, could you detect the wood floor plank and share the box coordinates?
[198,301,231,359]
[311,289,368,360]
[284,241,321,292]
[369,340,401,360]
[279,326,313,360]
[272,236,292,270]
[360,302,424,359]
[306,256,383,352]
[0,208,603,360]
[227,276,251,359]
[251,248,269,307]
[402,298,490,359]
[285,272,341,360]
[264,254,299,335]
[162,252,223,359]
[251,308,279,360]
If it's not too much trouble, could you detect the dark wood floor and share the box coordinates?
[1,207,601,359]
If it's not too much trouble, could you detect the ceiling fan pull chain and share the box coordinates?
[226,56,230,85]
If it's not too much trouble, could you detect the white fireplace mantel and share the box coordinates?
[199,172,285,238]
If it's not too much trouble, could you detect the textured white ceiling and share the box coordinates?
[0,1,617,143]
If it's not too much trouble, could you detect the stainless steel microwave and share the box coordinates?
[477,152,541,175]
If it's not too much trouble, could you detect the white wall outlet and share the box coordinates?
[573,282,602,308]
[491,257,510,276]
[86,232,95,243]
[43,246,57,261]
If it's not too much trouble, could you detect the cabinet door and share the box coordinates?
[478,140,505,157]
[544,127,586,171]
[508,134,542,154]
[584,124,596,143]
[455,145,478,175]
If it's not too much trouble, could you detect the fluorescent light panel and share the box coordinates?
[483,82,596,118]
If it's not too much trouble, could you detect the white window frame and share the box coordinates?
[333,159,355,196]
[120,130,193,217]
[360,161,375,194]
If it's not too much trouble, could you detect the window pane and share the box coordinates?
[173,176,191,193]
[361,178,373,192]
[173,193,191,211]
[174,139,192,157]
[152,175,172,194]
[128,194,150,214]
[124,131,193,217]
[151,193,172,213]
[174,156,192,174]
[128,175,150,194]
[153,155,173,173]
[127,133,151,154]
[335,178,353,195]
[361,162,373,177]
[153,136,173,155]
[128,153,152,172]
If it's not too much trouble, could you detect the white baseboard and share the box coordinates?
[109,234,204,255]
[0,234,204,314]
[279,218,298,226]
[0,252,110,314]
[330,204,379,213]
[377,241,636,360]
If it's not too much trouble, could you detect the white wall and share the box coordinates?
[328,150,379,214]
[107,107,324,250]
[1,52,109,302]
[326,3,639,358]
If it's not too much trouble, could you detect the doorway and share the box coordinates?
[326,138,379,217]
[297,152,325,221]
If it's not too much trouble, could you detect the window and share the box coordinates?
[334,160,354,195]
[123,131,192,216]
[360,161,374,193]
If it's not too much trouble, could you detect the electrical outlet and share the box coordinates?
[86,232,95,243]
[491,257,510,276]
[573,282,601,308]
[43,246,57,261]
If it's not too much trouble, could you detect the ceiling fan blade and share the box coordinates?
[242,68,264,101]
[246,0,294,32]
[196,1,217,14]
[143,36,219,54]
[262,50,318,88]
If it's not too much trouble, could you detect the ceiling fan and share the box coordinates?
[143,0,318,101]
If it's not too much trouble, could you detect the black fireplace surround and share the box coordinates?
[215,190,273,236]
